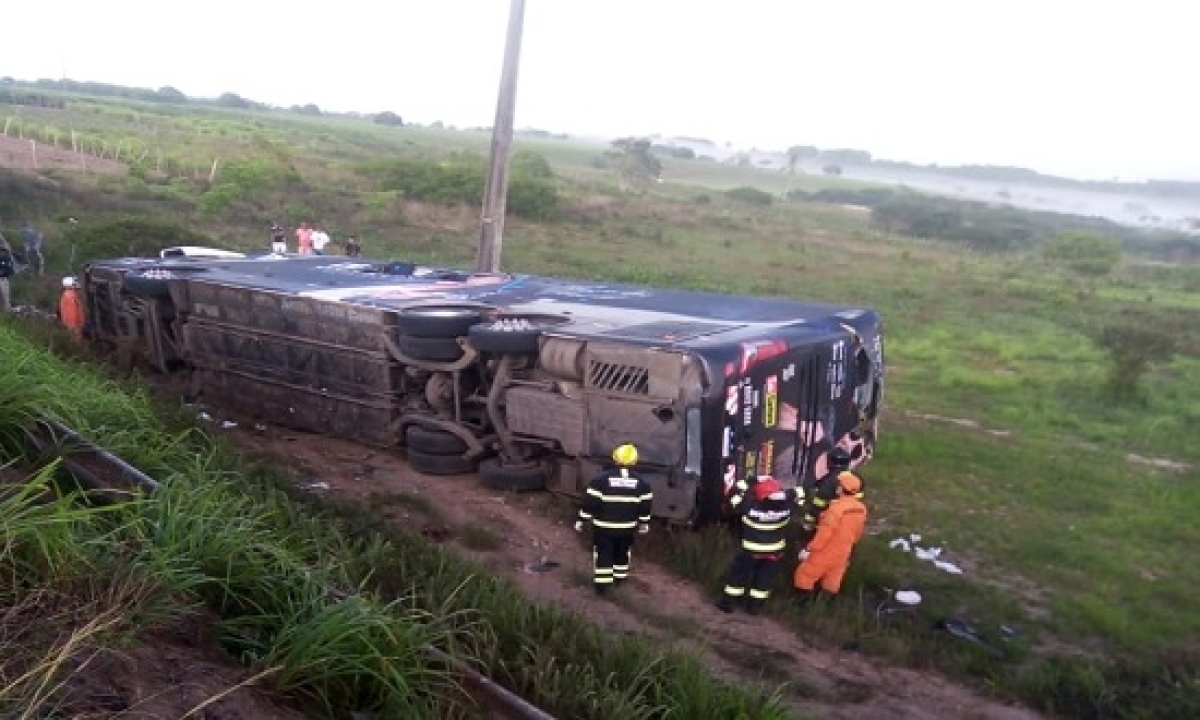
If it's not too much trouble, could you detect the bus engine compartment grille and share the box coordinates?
[587,361,650,395]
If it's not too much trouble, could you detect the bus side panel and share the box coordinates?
[706,331,878,521]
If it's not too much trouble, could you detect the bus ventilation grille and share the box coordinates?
[588,361,650,395]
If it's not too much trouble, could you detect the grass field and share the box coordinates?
[3,88,1199,717]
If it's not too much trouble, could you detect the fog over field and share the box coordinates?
[834,164,1199,234]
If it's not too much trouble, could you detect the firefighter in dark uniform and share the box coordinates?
[575,444,654,595]
[717,475,805,614]
[800,447,864,542]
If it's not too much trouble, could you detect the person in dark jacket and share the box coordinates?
[19,220,43,277]
[799,447,864,541]
[717,475,805,614]
[575,444,654,595]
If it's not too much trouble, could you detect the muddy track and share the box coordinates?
[226,423,1041,720]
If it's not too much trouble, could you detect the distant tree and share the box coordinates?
[606,137,661,192]
[1044,230,1122,277]
[293,103,322,115]
[155,86,187,103]
[216,92,251,109]
[374,111,404,127]
[822,163,843,176]
[786,145,818,174]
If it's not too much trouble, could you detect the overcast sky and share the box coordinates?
[2,1,1195,181]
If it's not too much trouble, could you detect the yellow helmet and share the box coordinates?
[612,444,639,467]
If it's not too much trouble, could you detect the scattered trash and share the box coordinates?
[914,546,942,561]
[876,587,923,619]
[301,481,331,492]
[220,420,238,429]
[933,560,963,575]
[999,624,1019,640]
[889,532,964,575]
[254,423,267,431]
[937,617,1003,656]
[198,412,213,422]
[524,558,561,573]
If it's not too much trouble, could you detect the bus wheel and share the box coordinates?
[468,314,571,354]
[479,458,547,492]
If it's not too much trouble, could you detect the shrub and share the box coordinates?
[1092,318,1179,399]
[1043,230,1122,277]
[725,186,774,206]
[60,217,213,259]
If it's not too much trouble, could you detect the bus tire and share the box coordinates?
[408,448,476,476]
[406,425,470,455]
[479,458,547,492]
[397,305,490,338]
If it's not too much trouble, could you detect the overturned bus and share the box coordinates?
[81,251,884,525]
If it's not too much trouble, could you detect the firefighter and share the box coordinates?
[574,443,653,595]
[793,470,868,604]
[58,276,86,343]
[717,475,804,614]
[800,447,864,541]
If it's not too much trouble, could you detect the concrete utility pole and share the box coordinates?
[475,0,527,273]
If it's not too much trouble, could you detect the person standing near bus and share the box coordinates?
[20,220,44,277]
[58,276,86,342]
[311,228,330,255]
[295,222,314,255]
[270,222,287,253]
[793,470,867,605]
[575,444,654,595]
[717,475,804,615]
[0,231,14,312]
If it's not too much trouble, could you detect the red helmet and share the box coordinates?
[753,477,783,501]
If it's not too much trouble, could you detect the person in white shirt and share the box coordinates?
[311,229,331,255]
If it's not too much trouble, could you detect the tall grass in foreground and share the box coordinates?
[0,319,795,717]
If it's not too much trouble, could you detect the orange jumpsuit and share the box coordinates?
[59,288,86,341]
[793,492,867,594]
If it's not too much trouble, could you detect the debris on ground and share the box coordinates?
[524,559,561,573]
[890,533,966,575]
[937,617,1004,657]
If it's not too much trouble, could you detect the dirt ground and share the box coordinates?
[222,422,1042,720]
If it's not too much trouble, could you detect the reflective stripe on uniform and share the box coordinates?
[742,539,785,553]
[587,490,644,503]
[743,517,788,532]
[723,585,746,597]
[593,519,638,530]
[749,588,770,600]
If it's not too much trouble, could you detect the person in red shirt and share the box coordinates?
[295,222,314,255]
[793,471,867,604]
